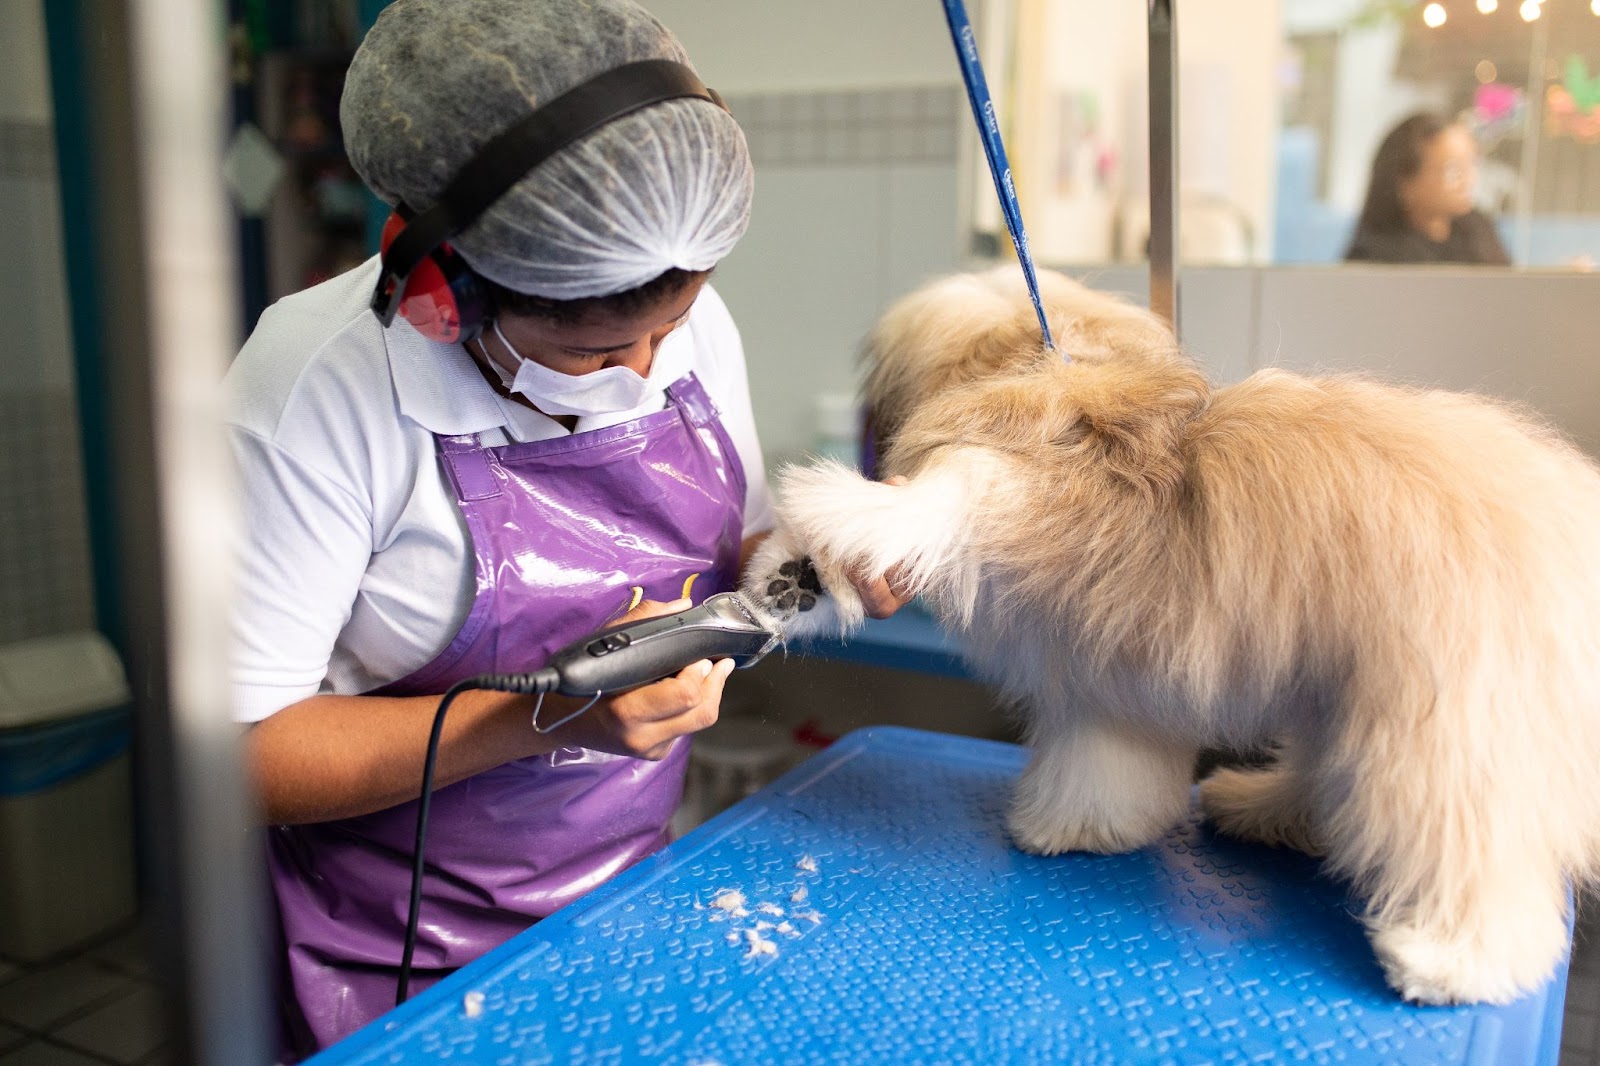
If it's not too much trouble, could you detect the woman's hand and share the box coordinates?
[851,564,915,620]
[540,597,733,759]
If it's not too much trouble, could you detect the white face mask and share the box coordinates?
[489,317,673,419]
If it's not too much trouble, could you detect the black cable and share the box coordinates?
[396,669,560,1006]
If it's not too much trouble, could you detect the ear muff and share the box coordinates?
[377,211,492,344]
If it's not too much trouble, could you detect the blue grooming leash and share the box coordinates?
[940,0,1059,357]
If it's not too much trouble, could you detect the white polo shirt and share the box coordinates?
[225,258,774,722]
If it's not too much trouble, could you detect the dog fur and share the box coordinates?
[743,265,1600,1005]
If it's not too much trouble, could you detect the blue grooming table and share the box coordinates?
[309,727,1570,1065]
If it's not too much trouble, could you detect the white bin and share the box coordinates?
[0,631,136,962]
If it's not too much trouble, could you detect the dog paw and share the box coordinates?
[757,557,823,620]
[1006,727,1194,856]
[1199,767,1325,856]
[741,528,855,637]
[1368,916,1565,1005]
[1006,802,1169,856]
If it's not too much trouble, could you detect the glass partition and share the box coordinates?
[970,0,1600,268]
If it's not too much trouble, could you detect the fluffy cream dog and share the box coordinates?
[743,265,1600,1005]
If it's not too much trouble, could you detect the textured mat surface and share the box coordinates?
[312,726,1570,1065]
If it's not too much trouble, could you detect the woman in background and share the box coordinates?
[1345,112,1511,266]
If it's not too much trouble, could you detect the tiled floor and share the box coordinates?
[1,905,1599,1064]
[0,924,170,1066]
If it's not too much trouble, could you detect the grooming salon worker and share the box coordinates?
[225,1,912,1057]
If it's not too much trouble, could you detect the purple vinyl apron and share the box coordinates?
[267,372,746,1059]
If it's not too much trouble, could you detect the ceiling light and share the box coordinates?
[1424,1,1447,26]
[1520,0,1541,19]
[1477,0,1497,11]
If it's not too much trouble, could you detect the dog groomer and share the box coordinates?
[227,1,906,1057]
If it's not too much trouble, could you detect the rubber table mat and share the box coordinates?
[311,726,1570,1065]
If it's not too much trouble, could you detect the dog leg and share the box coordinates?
[1355,794,1572,1004]
[742,454,994,637]
[1200,760,1325,856]
[1363,864,1569,1005]
[1317,679,1574,1004]
[1008,718,1196,855]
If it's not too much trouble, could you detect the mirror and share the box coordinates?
[968,0,1600,268]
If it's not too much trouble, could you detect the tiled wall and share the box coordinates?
[0,117,97,645]
[724,86,961,169]
[0,390,95,646]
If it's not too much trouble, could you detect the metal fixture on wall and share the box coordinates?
[1148,0,1181,336]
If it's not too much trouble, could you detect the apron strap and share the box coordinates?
[665,372,747,510]
[665,372,719,428]
[437,434,502,501]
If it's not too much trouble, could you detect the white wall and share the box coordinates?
[1030,0,1280,264]
[1020,0,1139,262]
[714,162,962,468]
[1175,0,1282,254]
[1281,0,1457,216]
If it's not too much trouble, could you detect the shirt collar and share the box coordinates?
[381,300,513,438]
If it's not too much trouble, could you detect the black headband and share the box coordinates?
[370,58,725,325]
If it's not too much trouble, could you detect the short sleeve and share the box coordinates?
[228,426,374,722]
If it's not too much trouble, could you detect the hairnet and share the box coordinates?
[341,0,753,299]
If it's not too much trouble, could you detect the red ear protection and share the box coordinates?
[377,211,491,344]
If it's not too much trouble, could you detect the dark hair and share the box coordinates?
[1353,112,1452,236]
[484,267,711,327]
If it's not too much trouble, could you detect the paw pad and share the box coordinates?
[765,557,821,613]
